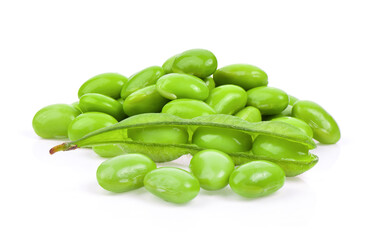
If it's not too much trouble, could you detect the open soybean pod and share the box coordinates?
[50,113,318,177]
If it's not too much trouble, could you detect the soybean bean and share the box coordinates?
[292,100,340,144]
[120,66,164,99]
[128,126,189,144]
[144,167,200,204]
[247,86,288,115]
[172,49,217,78]
[263,94,298,120]
[235,106,262,123]
[162,55,176,74]
[71,101,82,113]
[206,85,247,114]
[97,154,156,193]
[78,73,128,99]
[33,104,80,139]
[252,135,310,161]
[156,73,209,100]
[123,85,168,116]
[161,99,216,119]
[93,144,129,158]
[192,127,253,153]
[68,112,118,141]
[289,95,298,105]
[271,116,313,138]
[213,64,268,90]
[190,150,235,190]
[204,76,215,92]
[229,160,285,198]
[79,93,126,121]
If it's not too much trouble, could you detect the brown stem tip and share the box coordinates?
[49,143,78,155]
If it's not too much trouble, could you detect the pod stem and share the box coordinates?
[49,143,78,155]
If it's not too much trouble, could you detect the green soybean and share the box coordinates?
[192,127,253,153]
[156,73,209,100]
[79,93,126,121]
[247,86,289,115]
[271,116,313,138]
[120,66,165,99]
[253,135,311,162]
[263,95,298,120]
[229,160,285,198]
[33,104,81,139]
[172,49,217,78]
[117,98,124,105]
[204,77,215,92]
[144,167,200,204]
[292,100,340,144]
[189,150,235,190]
[123,85,168,116]
[128,126,189,144]
[162,99,216,119]
[235,106,262,123]
[263,105,293,120]
[289,95,298,105]
[68,112,118,141]
[50,113,318,176]
[71,101,82,113]
[97,154,156,193]
[162,55,176,74]
[78,73,128,99]
[93,144,129,158]
[213,64,268,90]
[206,85,247,114]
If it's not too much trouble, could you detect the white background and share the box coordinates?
[1,0,378,239]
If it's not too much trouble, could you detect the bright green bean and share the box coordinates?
[78,73,128,99]
[190,150,235,190]
[213,64,268,90]
[33,104,80,139]
[97,154,156,193]
[144,167,200,204]
[120,66,164,99]
[172,49,217,78]
[206,85,247,114]
[292,100,340,144]
[229,160,285,198]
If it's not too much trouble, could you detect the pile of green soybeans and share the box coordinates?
[33,49,340,204]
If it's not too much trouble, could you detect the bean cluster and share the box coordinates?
[33,49,340,204]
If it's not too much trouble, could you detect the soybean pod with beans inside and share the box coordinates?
[50,113,318,177]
